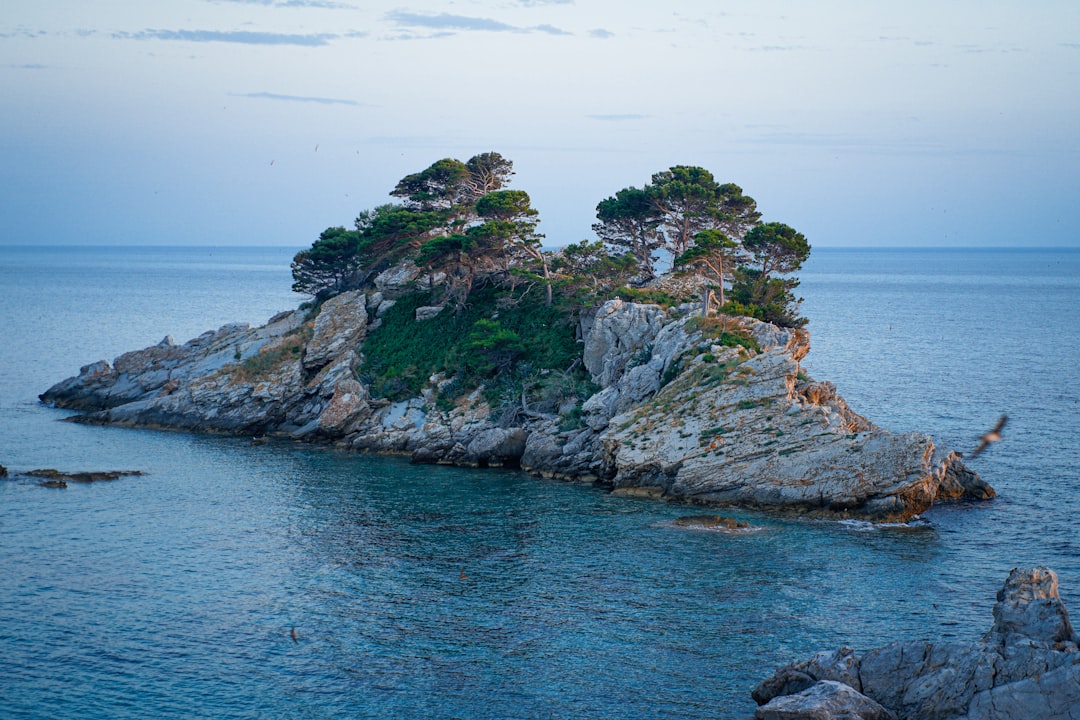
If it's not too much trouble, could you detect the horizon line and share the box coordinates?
[3,243,1078,252]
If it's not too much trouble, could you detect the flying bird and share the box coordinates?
[969,415,1007,458]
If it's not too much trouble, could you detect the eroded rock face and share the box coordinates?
[40,296,990,521]
[755,567,1080,720]
[303,290,367,371]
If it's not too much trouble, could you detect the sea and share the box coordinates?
[1,245,1077,719]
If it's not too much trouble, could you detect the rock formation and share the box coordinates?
[753,567,1080,719]
[40,293,992,521]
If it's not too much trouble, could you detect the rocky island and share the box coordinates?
[41,153,993,521]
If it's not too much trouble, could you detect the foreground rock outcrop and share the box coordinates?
[754,567,1080,719]
[40,293,992,521]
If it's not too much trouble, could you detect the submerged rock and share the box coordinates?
[673,515,751,530]
[25,469,143,483]
[40,296,991,521]
[754,567,1080,719]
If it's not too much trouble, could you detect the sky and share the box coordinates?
[2,1,1078,249]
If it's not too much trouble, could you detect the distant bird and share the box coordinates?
[270,159,274,166]
[970,415,1007,458]
[460,568,467,580]
[314,144,319,152]
[290,627,298,644]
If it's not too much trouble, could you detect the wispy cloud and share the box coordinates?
[587,113,649,121]
[235,91,363,106]
[517,0,573,5]
[8,63,49,70]
[955,43,1026,54]
[385,11,570,36]
[0,28,49,39]
[589,28,614,39]
[534,24,571,36]
[386,12,515,32]
[1060,42,1080,49]
[113,29,344,46]
[747,44,806,52]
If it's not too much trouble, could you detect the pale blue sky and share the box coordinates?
[2,0,1078,247]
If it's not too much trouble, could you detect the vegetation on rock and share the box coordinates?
[292,151,811,406]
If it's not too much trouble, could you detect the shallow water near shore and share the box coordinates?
[1,245,1077,719]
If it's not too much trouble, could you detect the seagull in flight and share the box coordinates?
[970,415,1007,458]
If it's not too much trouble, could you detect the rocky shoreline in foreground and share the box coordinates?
[40,273,994,522]
[752,566,1080,719]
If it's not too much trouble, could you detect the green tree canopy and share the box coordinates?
[648,165,723,256]
[290,226,363,297]
[742,222,810,278]
[390,158,472,211]
[592,186,664,282]
[465,152,514,198]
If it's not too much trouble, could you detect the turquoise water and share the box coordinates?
[1,246,1078,718]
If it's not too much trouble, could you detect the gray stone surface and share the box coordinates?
[755,680,897,720]
[755,567,1080,720]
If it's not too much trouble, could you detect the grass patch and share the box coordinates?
[234,335,305,382]
[687,316,761,353]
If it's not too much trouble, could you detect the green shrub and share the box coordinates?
[359,285,581,402]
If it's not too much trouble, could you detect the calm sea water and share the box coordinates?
[1,245,1077,719]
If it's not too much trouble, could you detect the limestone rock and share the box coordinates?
[756,567,1080,720]
[987,566,1076,648]
[304,290,367,371]
[754,647,862,705]
[582,299,668,387]
[315,377,371,436]
[415,305,445,321]
[373,260,422,293]
[755,681,897,720]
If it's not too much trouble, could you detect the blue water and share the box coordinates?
[1,246,1078,719]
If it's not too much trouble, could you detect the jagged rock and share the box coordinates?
[315,377,371,436]
[597,324,984,521]
[304,290,367,371]
[583,299,668,387]
[755,567,1080,720]
[987,566,1075,648]
[755,680,896,720]
[753,647,863,706]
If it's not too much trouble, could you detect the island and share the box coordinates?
[41,153,994,522]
